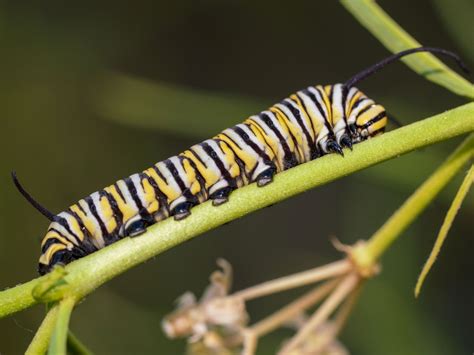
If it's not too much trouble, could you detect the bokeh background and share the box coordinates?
[1,0,472,354]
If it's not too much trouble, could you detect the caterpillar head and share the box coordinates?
[343,46,469,143]
[347,102,388,143]
[38,221,79,275]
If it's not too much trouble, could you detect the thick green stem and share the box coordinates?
[341,0,474,99]
[364,134,474,264]
[48,297,76,355]
[0,103,473,318]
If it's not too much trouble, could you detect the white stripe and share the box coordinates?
[130,173,147,207]
[78,199,105,248]
[155,160,183,195]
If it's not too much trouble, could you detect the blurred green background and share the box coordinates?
[1,0,472,354]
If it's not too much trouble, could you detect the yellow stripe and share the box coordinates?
[70,203,95,237]
[245,119,276,161]
[182,158,201,196]
[103,185,136,223]
[41,230,73,248]
[316,85,332,121]
[347,91,363,115]
[270,107,304,162]
[99,195,117,234]
[218,141,241,179]
[215,132,257,173]
[290,94,315,140]
[180,150,217,189]
[39,243,67,265]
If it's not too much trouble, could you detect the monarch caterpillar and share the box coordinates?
[12,47,468,275]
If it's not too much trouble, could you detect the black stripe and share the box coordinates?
[181,155,207,198]
[164,159,188,193]
[216,138,247,179]
[113,182,126,202]
[354,103,372,119]
[124,177,153,221]
[66,207,89,237]
[85,195,109,238]
[350,97,368,113]
[370,127,385,136]
[55,216,81,246]
[76,202,87,215]
[100,189,123,232]
[41,237,61,253]
[187,148,208,169]
[363,111,386,128]
[219,132,255,179]
[292,94,317,140]
[152,164,168,184]
[283,100,319,161]
[140,172,171,216]
[340,85,348,121]
[301,89,325,121]
[201,141,236,188]
[66,208,97,253]
[233,125,276,179]
[328,85,334,120]
[259,112,297,170]
[233,125,273,163]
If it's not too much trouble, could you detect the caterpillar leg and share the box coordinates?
[125,219,148,237]
[256,167,276,187]
[326,139,344,156]
[210,186,233,206]
[339,134,353,150]
[172,201,194,221]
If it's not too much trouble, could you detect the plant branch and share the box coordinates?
[363,133,474,265]
[25,305,59,355]
[48,297,76,355]
[1,103,473,318]
[67,331,93,355]
[233,260,350,301]
[340,0,474,99]
[278,273,360,354]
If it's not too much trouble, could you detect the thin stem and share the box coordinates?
[233,260,350,301]
[249,279,340,338]
[1,103,473,318]
[364,134,474,265]
[67,331,94,355]
[48,297,76,355]
[278,273,359,354]
[25,305,59,355]
[331,282,363,334]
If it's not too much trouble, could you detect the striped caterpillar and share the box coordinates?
[12,47,468,275]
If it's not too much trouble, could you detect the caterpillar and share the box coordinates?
[12,47,468,275]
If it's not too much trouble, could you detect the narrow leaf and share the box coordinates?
[92,72,265,138]
[415,164,474,297]
[340,0,474,99]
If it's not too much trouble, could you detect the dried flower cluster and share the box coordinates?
[163,245,379,354]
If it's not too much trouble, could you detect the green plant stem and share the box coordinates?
[340,0,474,99]
[364,134,474,264]
[0,103,473,318]
[48,297,76,355]
[67,331,93,355]
[25,305,59,355]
